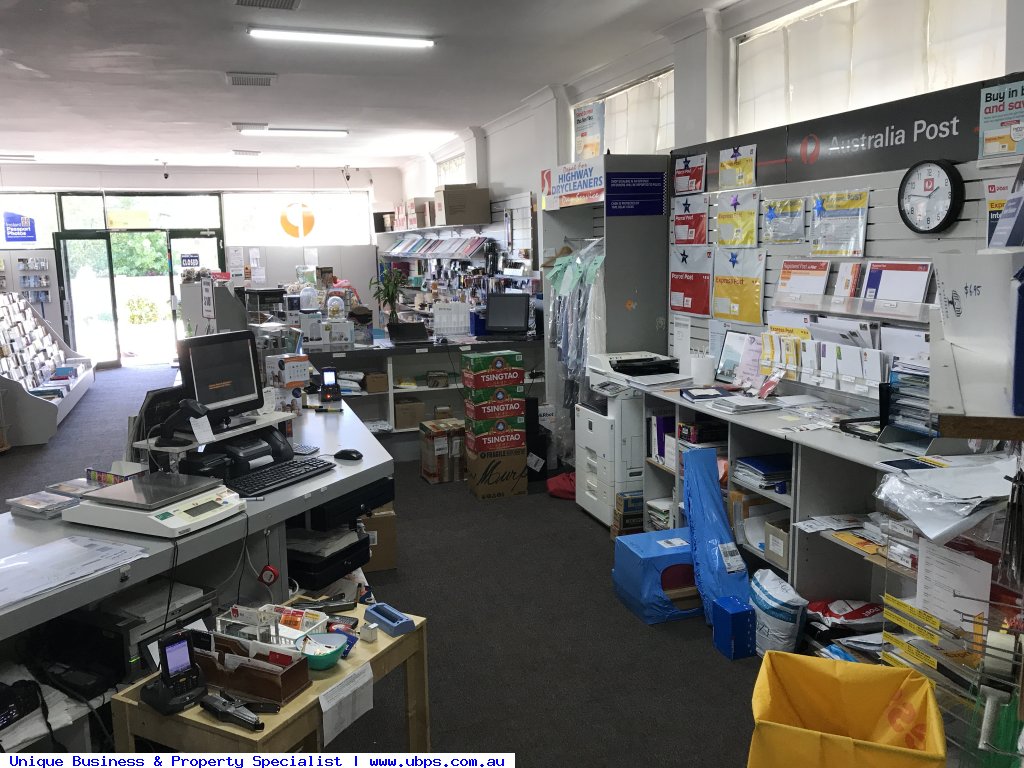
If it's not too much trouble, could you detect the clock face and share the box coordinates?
[898,160,963,234]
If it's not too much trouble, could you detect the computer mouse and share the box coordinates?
[334,448,363,461]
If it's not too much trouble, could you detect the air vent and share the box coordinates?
[235,0,301,9]
[233,149,261,157]
[226,72,277,87]
[0,154,35,162]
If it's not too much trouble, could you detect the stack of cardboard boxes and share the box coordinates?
[462,350,528,499]
[419,418,466,484]
[611,491,644,539]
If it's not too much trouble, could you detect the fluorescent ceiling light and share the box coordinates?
[248,27,434,48]
[239,127,349,138]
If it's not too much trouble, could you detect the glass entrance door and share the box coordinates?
[169,230,223,337]
[53,233,120,367]
[109,230,176,366]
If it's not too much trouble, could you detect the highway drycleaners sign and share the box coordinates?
[540,158,604,210]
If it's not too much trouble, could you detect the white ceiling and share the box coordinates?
[0,0,702,168]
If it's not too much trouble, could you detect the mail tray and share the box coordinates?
[287,532,371,590]
[195,636,310,704]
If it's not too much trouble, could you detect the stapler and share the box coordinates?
[199,690,280,732]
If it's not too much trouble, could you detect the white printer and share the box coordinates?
[575,352,680,526]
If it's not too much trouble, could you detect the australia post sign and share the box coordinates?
[540,157,605,211]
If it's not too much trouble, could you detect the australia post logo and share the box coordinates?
[800,134,821,165]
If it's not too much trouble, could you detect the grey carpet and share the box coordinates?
[1,367,760,765]
[0,364,178,501]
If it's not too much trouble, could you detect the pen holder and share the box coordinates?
[691,356,715,387]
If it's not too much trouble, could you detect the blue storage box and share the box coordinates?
[712,595,757,659]
[612,527,701,624]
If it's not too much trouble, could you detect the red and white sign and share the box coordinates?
[673,153,707,195]
[669,247,713,317]
[672,194,709,246]
[540,157,605,211]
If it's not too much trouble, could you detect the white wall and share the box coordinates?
[400,155,438,199]
[485,113,539,197]
[0,164,403,212]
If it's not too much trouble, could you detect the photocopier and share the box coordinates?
[575,352,679,525]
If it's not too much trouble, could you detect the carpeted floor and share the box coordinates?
[0,364,179,501]
[1,366,760,766]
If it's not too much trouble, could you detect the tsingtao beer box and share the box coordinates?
[464,384,526,420]
[464,416,526,453]
[461,350,525,389]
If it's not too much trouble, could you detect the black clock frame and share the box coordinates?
[897,159,965,235]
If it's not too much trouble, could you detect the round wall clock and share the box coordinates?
[897,159,965,234]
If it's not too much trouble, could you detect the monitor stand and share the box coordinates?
[211,416,257,435]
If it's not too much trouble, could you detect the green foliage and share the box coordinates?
[111,232,169,277]
[126,296,159,325]
[369,268,407,321]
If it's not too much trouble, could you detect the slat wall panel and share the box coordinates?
[676,159,1000,350]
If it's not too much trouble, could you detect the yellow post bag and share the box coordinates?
[748,651,946,768]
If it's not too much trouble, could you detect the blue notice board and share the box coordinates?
[606,171,666,216]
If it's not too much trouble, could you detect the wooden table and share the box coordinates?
[111,605,428,752]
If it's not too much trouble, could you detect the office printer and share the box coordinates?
[588,351,680,394]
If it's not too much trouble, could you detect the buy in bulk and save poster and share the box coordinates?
[716,189,759,247]
[809,190,869,258]
[672,194,709,245]
[669,247,713,317]
[674,153,706,195]
[979,80,1024,159]
[719,144,757,190]
[712,248,766,325]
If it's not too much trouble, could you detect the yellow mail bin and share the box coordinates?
[748,651,945,768]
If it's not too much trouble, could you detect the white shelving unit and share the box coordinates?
[0,293,94,445]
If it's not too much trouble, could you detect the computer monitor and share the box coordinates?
[177,330,263,430]
[486,293,531,333]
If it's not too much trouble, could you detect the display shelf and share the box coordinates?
[772,292,933,324]
[133,411,297,453]
[384,223,490,236]
[393,382,459,394]
[928,307,1024,439]
[817,531,918,580]
[741,540,786,572]
[645,456,676,476]
[0,294,94,446]
[730,475,793,508]
[391,426,420,434]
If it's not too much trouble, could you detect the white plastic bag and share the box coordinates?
[750,568,807,655]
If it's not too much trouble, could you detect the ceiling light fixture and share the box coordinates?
[247,26,434,48]
[235,124,349,138]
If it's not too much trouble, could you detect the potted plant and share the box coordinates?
[369,267,407,323]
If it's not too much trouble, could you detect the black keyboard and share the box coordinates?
[226,458,335,497]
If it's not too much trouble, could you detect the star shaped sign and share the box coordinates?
[731,147,741,159]
[814,197,826,216]
[730,195,741,211]
[729,252,739,267]
[679,250,689,264]
[765,204,777,222]
[681,198,691,213]
[682,156,691,170]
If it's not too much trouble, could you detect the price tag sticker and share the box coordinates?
[841,374,855,383]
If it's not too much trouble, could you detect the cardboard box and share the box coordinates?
[394,397,426,431]
[394,201,407,231]
[466,447,527,500]
[426,370,449,388]
[405,197,434,229]
[615,490,644,514]
[465,415,526,453]
[265,354,309,389]
[461,350,525,389]
[763,519,791,570]
[712,596,757,659]
[463,384,526,420]
[364,372,389,394]
[435,185,491,226]
[363,505,397,572]
[420,418,466,484]
[610,522,644,540]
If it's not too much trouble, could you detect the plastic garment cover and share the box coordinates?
[683,447,750,624]
[874,473,1002,545]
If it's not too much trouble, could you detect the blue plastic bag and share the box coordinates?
[683,447,750,623]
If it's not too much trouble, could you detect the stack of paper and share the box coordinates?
[733,454,791,490]
[646,498,673,531]
[888,364,935,435]
[5,490,78,520]
[708,396,781,414]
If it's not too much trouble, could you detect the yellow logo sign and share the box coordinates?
[280,203,315,238]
